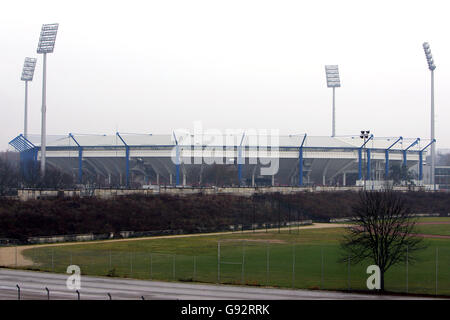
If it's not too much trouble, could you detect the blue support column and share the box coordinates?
[403,138,420,169]
[176,145,180,186]
[403,150,407,167]
[238,133,245,186]
[385,137,402,180]
[358,148,362,180]
[124,146,129,186]
[366,149,371,180]
[418,139,436,183]
[238,146,242,185]
[33,147,38,172]
[419,151,423,181]
[69,133,84,185]
[298,134,307,186]
[116,132,130,187]
[78,147,83,184]
[298,146,303,186]
[385,150,389,179]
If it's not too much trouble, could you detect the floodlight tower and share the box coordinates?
[325,65,341,137]
[20,57,37,139]
[422,42,436,188]
[37,23,59,176]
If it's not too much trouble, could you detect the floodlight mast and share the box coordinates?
[37,23,58,177]
[21,57,37,139]
[325,65,341,137]
[422,42,436,189]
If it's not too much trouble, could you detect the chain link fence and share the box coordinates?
[1,241,447,297]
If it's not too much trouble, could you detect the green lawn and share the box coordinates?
[21,227,450,296]
[414,225,450,237]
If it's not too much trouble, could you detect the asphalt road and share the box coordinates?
[0,268,432,300]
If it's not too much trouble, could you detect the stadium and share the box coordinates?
[8,131,434,189]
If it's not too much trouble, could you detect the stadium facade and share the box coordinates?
[9,132,436,188]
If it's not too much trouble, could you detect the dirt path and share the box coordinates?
[415,222,450,226]
[411,234,450,239]
[0,223,349,268]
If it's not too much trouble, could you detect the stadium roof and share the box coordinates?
[11,133,425,152]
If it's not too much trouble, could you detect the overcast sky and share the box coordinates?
[1,0,449,152]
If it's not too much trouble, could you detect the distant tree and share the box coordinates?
[0,156,19,195]
[21,161,74,189]
[388,164,414,185]
[340,190,426,291]
[202,164,238,186]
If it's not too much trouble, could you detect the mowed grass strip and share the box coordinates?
[22,226,450,296]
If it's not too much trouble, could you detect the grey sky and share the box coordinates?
[1,0,449,151]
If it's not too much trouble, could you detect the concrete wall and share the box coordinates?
[17,185,436,201]
[18,189,81,201]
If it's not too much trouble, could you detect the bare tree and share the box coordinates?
[341,190,426,291]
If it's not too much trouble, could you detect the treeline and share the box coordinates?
[0,191,448,242]
[0,152,75,195]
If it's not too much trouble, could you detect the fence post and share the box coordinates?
[292,244,295,288]
[76,290,80,300]
[321,247,324,289]
[51,248,54,272]
[16,284,20,300]
[109,250,112,270]
[347,255,351,291]
[150,253,153,280]
[45,287,49,300]
[130,252,133,277]
[173,255,176,280]
[107,293,112,300]
[193,256,196,282]
[241,241,246,284]
[217,242,221,283]
[435,247,438,296]
[266,241,270,285]
[406,245,409,294]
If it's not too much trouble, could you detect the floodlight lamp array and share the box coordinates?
[325,65,341,87]
[21,57,37,81]
[360,130,370,139]
[37,23,59,54]
[422,42,436,71]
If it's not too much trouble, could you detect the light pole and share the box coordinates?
[325,65,341,137]
[20,57,37,139]
[37,23,59,177]
[422,42,436,189]
[360,130,370,190]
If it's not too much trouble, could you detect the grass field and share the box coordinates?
[21,218,450,296]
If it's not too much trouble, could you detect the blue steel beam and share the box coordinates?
[298,134,307,186]
[403,138,420,167]
[173,132,180,186]
[69,133,83,184]
[358,148,362,180]
[419,139,436,181]
[116,132,130,187]
[238,132,245,186]
[385,136,403,179]
[366,149,371,181]
[358,134,373,181]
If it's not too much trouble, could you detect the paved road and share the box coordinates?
[0,268,428,300]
